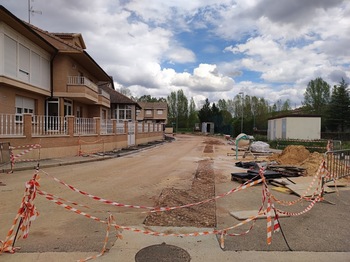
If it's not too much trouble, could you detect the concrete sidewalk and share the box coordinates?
[2,228,349,262]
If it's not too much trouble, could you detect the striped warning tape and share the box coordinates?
[0,170,40,254]
[12,144,41,160]
[275,194,322,217]
[268,159,326,206]
[38,188,260,237]
[40,169,263,212]
[78,214,122,262]
[10,144,41,149]
[8,144,41,172]
[147,177,263,213]
[39,169,155,210]
[79,146,104,156]
[39,189,90,209]
[78,138,104,144]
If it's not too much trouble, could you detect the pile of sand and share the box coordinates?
[270,145,324,176]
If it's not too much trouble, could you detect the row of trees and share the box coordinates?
[303,78,350,132]
[121,78,350,136]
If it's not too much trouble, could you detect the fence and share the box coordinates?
[276,139,342,152]
[0,114,23,136]
[100,119,114,135]
[138,122,143,133]
[324,149,350,182]
[32,115,67,136]
[116,122,125,134]
[74,118,97,135]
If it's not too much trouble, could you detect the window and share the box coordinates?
[64,99,73,116]
[18,44,30,81]
[4,35,17,77]
[146,110,152,115]
[136,109,141,116]
[46,98,59,117]
[3,34,50,89]
[15,96,35,122]
[76,106,82,118]
[115,105,132,121]
[31,51,41,85]
[157,109,163,115]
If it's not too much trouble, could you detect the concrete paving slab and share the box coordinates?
[230,210,290,220]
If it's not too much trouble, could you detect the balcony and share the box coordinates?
[97,89,111,108]
[66,76,99,104]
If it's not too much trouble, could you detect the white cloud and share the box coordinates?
[171,64,235,92]
[2,0,349,108]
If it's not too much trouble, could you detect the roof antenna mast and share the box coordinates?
[28,0,42,24]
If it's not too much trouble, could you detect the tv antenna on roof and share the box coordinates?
[28,0,42,24]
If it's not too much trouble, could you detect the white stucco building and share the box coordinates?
[267,115,321,140]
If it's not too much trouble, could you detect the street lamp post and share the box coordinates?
[239,92,244,133]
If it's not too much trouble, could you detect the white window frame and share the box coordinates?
[115,104,132,121]
[2,26,51,90]
[15,96,35,123]
[64,99,73,116]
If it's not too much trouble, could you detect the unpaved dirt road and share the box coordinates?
[1,134,349,256]
[1,134,224,252]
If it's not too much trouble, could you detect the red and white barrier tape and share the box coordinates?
[268,160,326,206]
[79,139,104,144]
[38,188,261,237]
[40,169,262,212]
[8,144,41,173]
[0,171,40,254]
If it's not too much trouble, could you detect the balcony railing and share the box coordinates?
[67,76,99,93]
[99,89,110,99]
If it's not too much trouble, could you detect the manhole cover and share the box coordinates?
[135,242,191,262]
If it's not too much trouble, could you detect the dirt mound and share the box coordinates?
[144,159,216,227]
[300,152,324,176]
[274,145,310,165]
[269,145,324,176]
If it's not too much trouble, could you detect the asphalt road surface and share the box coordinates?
[1,134,349,255]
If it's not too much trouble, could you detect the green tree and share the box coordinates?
[138,95,166,102]
[217,99,228,111]
[118,87,132,97]
[303,77,330,115]
[188,97,199,130]
[166,89,189,130]
[281,99,291,112]
[198,98,212,122]
[167,92,177,128]
[176,90,189,128]
[326,79,350,131]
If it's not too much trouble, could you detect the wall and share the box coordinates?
[268,116,321,140]
[286,117,321,140]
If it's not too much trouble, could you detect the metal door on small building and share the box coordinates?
[128,122,135,146]
[282,118,287,139]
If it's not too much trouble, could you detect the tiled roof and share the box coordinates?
[28,24,84,52]
[100,84,140,107]
[138,102,168,109]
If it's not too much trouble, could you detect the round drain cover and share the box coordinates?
[135,242,191,262]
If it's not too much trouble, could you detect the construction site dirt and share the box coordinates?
[0,134,349,259]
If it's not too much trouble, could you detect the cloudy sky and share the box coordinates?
[2,0,350,108]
